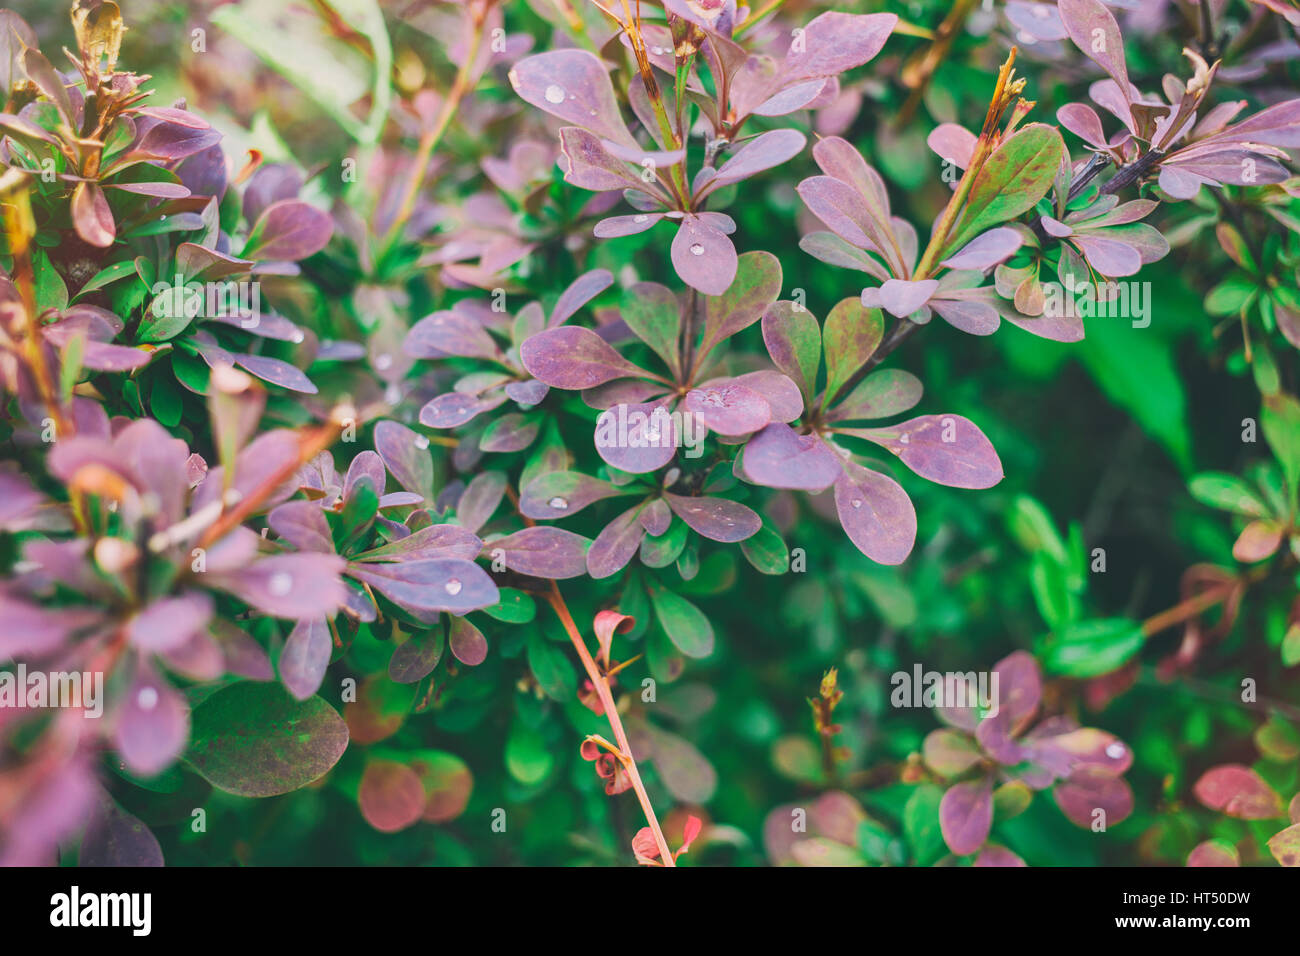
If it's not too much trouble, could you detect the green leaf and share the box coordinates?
[505,718,553,785]
[903,784,945,865]
[823,298,883,404]
[527,632,575,702]
[1262,393,1300,506]
[740,518,790,575]
[72,259,137,300]
[185,682,349,797]
[483,588,536,623]
[1029,552,1075,630]
[150,372,183,428]
[647,583,714,658]
[1007,494,1068,564]
[640,516,688,568]
[947,123,1065,252]
[1043,618,1145,678]
[1188,472,1271,518]
[1204,275,1258,317]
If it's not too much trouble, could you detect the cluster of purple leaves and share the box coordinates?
[509,9,896,294]
[924,651,1134,860]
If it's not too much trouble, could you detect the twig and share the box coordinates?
[545,583,676,865]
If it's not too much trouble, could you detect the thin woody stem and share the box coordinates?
[384,12,487,249]
[545,582,676,865]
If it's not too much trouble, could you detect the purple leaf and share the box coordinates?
[671,215,738,296]
[974,844,1027,867]
[114,665,189,777]
[940,228,1023,270]
[129,592,214,652]
[593,401,680,473]
[216,553,346,619]
[419,390,507,429]
[741,423,843,491]
[682,381,771,436]
[404,310,503,361]
[456,471,506,534]
[80,792,164,867]
[373,420,434,500]
[449,615,489,666]
[1054,766,1134,827]
[354,524,484,563]
[488,526,591,578]
[344,450,386,501]
[519,470,625,519]
[703,129,807,193]
[1193,765,1285,819]
[559,127,658,192]
[388,629,444,684]
[663,493,761,542]
[833,462,916,564]
[521,325,654,389]
[1059,0,1131,106]
[349,558,500,615]
[506,378,550,405]
[549,268,614,327]
[242,199,333,261]
[587,504,648,579]
[730,370,803,423]
[940,776,994,856]
[508,50,635,146]
[480,413,540,453]
[781,12,897,83]
[280,618,332,700]
[992,650,1043,735]
[639,497,673,536]
[594,212,665,237]
[1057,102,1110,149]
[927,123,977,169]
[233,354,317,394]
[846,414,1004,489]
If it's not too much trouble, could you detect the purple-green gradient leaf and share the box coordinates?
[187,681,348,798]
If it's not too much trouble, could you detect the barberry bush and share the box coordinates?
[0,0,1298,867]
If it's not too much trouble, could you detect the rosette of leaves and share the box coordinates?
[800,128,1082,340]
[402,268,614,447]
[3,385,352,779]
[0,5,219,253]
[1054,0,1300,198]
[992,191,1168,323]
[922,651,1135,859]
[508,8,896,294]
[0,29,337,404]
[520,250,803,476]
[741,295,1002,564]
[267,428,506,697]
